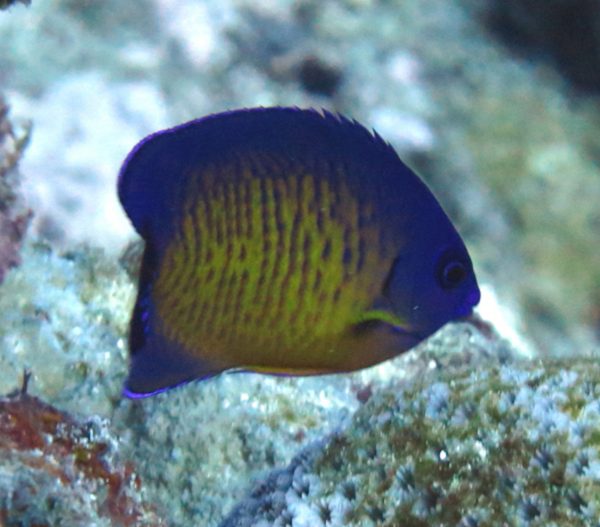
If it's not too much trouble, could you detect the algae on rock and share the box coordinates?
[0,381,165,526]
[222,358,600,526]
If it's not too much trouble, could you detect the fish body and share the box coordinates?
[118,107,480,398]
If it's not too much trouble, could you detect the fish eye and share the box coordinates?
[441,261,466,289]
[436,250,468,290]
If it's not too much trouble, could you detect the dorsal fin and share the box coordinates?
[117,107,403,239]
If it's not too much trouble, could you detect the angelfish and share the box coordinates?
[117,107,480,398]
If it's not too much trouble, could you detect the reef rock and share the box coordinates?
[0,96,31,284]
[222,358,600,526]
[0,377,165,526]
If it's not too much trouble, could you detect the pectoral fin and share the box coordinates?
[343,310,423,369]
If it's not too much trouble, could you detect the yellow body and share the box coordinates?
[151,152,407,374]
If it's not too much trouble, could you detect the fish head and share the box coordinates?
[382,227,480,338]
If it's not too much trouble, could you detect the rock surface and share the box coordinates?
[0,241,133,416]
[475,0,600,92]
[222,358,600,526]
[0,97,30,284]
[0,378,165,526]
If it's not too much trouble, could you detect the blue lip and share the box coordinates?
[457,300,478,319]
[467,287,481,307]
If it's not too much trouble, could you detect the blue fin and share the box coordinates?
[123,244,222,398]
[117,107,403,239]
[123,332,222,398]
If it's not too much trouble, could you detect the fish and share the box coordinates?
[118,107,480,398]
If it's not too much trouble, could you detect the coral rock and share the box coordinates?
[0,97,31,284]
[221,359,600,526]
[0,380,165,526]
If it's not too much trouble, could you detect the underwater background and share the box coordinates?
[1,0,600,525]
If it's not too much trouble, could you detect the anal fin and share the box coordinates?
[124,241,224,398]
[124,332,222,398]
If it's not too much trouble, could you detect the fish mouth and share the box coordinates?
[460,293,484,319]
